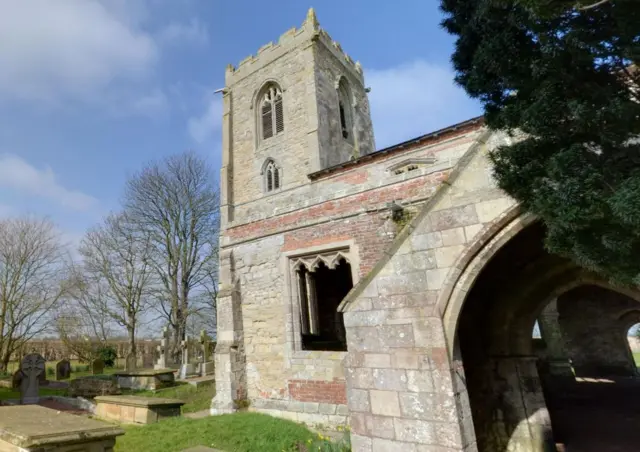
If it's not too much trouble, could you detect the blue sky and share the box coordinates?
[0,0,482,250]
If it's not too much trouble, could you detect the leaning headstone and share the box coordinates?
[19,353,45,404]
[125,352,137,371]
[91,358,105,375]
[154,326,171,369]
[56,359,71,380]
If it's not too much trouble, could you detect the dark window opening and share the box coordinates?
[275,97,284,133]
[339,102,349,139]
[297,259,352,351]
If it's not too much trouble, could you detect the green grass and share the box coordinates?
[123,382,216,414]
[115,412,318,452]
[3,359,124,381]
[0,386,68,400]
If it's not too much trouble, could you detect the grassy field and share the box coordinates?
[634,353,640,366]
[114,412,348,452]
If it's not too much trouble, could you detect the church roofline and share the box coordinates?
[307,115,485,180]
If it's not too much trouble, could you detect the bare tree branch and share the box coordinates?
[123,151,220,360]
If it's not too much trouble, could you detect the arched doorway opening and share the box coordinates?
[627,322,640,370]
[453,220,640,451]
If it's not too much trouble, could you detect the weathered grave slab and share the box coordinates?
[94,395,184,424]
[0,405,123,452]
[113,368,175,391]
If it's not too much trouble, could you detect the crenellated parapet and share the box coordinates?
[225,8,364,86]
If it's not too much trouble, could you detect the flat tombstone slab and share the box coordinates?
[95,395,185,424]
[56,360,71,381]
[0,405,123,452]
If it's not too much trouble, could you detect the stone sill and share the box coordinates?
[292,350,347,361]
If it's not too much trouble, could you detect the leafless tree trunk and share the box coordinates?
[123,151,220,361]
[0,217,72,373]
[79,212,156,360]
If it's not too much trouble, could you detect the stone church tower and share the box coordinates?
[213,8,377,416]
[218,8,375,227]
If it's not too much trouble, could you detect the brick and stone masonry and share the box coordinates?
[210,7,637,452]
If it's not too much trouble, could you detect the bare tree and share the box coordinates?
[123,151,220,360]
[55,268,117,362]
[0,217,72,372]
[79,212,155,360]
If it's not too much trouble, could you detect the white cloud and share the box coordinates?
[188,96,223,144]
[158,18,209,46]
[366,60,482,149]
[0,0,158,106]
[0,155,97,211]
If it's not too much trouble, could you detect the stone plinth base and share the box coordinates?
[113,369,175,391]
[0,405,123,452]
[94,395,185,424]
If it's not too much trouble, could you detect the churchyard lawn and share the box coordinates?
[121,381,216,414]
[115,412,350,452]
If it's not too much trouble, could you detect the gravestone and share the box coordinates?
[56,359,71,380]
[154,326,171,369]
[12,369,23,389]
[125,352,137,371]
[179,337,197,379]
[92,358,105,375]
[199,330,215,376]
[19,353,45,404]
[200,330,212,363]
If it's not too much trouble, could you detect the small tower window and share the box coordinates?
[262,159,281,193]
[337,78,354,145]
[260,85,284,140]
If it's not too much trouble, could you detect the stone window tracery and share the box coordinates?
[260,84,284,140]
[289,250,353,351]
[262,158,281,193]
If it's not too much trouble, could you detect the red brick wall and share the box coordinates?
[288,379,347,405]
[226,170,449,243]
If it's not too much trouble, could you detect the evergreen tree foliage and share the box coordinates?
[441,0,640,284]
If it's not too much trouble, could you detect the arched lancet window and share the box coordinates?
[260,84,284,140]
[337,78,354,145]
[262,159,281,193]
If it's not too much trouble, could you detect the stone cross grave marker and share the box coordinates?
[179,336,197,379]
[91,358,105,375]
[56,359,71,380]
[200,330,212,363]
[20,353,45,404]
[155,326,171,369]
[125,352,137,371]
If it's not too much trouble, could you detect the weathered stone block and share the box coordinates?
[347,388,370,412]
[365,414,395,439]
[406,370,434,393]
[393,417,437,445]
[370,390,400,417]
[372,438,417,452]
[429,205,479,232]
[372,368,408,391]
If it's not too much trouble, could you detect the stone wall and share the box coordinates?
[214,126,487,426]
[557,286,639,377]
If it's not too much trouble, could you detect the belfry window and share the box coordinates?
[337,78,354,145]
[260,85,284,140]
[262,159,281,193]
[291,252,353,351]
